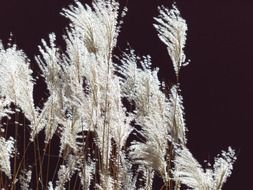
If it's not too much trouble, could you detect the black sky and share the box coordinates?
[0,0,252,189]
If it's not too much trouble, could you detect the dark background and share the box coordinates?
[0,0,252,189]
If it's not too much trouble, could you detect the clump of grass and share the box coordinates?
[0,1,236,189]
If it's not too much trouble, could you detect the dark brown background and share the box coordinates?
[0,0,252,189]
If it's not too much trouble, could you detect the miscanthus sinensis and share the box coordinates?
[174,147,236,190]
[0,0,236,189]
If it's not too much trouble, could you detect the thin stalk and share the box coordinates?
[167,143,174,190]
[101,53,112,181]
[33,138,39,190]
[10,141,32,190]
[23,115,26,169]
[46,140,51,187]
[12,106,19,190]
[51,156,62,183]
[35,134,44,188]
[73,172,79,190]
